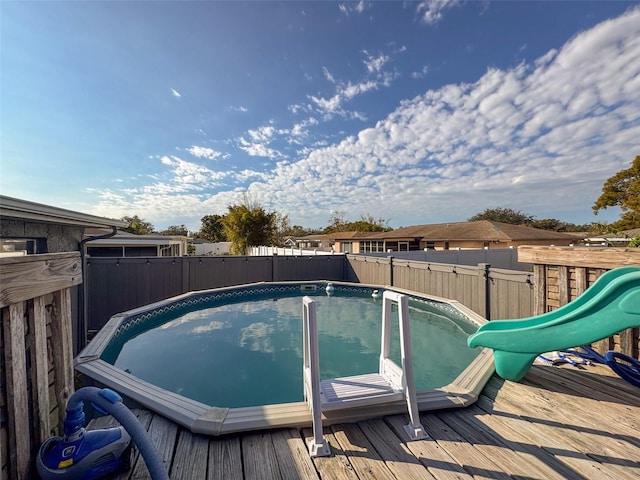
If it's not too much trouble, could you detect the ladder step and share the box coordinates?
[319,373,404,410]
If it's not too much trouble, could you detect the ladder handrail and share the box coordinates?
[303,291,426,458]
[303,296,330,457]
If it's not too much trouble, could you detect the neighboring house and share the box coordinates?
[583,228,640,246]
[83,229,189,257]
[0,196,127,256]
[0,195,128,353]
[329,221,579,254]
[284,234,333,251]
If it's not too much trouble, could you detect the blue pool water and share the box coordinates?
[101,286,480,408]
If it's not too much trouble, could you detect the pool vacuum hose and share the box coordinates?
[37,386,169,480]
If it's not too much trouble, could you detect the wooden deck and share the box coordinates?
[89,362,640,479]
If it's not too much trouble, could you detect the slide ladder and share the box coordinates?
[303,290,426,458]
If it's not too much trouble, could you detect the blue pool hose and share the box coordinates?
[563,346,640,388]
[68,387,169,480]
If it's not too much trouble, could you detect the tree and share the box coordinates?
[121,215,155,235]
[272,212,290,247]
[324,211,347,233]
[159,225,189,236]
[198,215,227,242]
[593,155,640,230]
[468,208,534,225]
[323,212,391,233]
[222,203,276,255]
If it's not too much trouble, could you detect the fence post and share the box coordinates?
[273,254,279,281]
[182,256,190,293]
[478,263,491,320]
[388,256,394,286]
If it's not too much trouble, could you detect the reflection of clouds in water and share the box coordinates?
[191,320,229,334]
[158,309,214,329]
[240,321,274,353]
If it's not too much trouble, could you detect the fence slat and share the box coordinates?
[28,295,51,442]
[50,288,75,432]
[4,303,30,480]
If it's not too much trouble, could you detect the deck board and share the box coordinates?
[208,436,243,480]
[86,362,640,479]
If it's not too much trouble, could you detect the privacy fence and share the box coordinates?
[84,254,534,335]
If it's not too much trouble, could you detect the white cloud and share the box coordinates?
[363,52,390,73]
[338,1,369,16]
[92,9,640,231]
[243,8,640,226]
[322,66,336,84]
[416,0,461,25]
[170,88,181,97]
[187,146,222,160]
[411,65,429,79]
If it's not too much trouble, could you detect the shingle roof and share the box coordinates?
[358,220,578,242]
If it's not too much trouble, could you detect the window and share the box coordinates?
[0,238,44,256]
[361,241,384,252]
[341,242,353,253]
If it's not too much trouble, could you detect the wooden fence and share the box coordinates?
[519,246,640,359]
[0,253,79,480]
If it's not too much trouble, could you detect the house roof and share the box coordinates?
[344,221,579,242]
[83,229,190,245]
[0,195,128,229]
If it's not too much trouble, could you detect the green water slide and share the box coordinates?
[467,266,640,381]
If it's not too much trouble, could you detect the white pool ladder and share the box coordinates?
[303,290,426,458]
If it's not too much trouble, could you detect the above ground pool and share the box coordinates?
[76,281,495,435]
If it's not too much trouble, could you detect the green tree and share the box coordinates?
[222,203,276,255]
[121,215,155,234]
[323,212,391,233]
[324,211,347,233]
[593,155,640,230]
[198,214,227,242]
[468,208,534,225]
[159,225,189,236]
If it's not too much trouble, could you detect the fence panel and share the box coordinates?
[345,255,391,285]
[188,256,273,291]
[488,268,534,320]
[273,255,345,281]
[392,260,485,316]
[86,257,184,332]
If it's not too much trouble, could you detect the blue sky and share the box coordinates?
[2,1,639,231]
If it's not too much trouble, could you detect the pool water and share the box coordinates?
[101,290,480,408]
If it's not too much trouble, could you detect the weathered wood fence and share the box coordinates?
[0,253,79,480]
[519,246,640,359]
